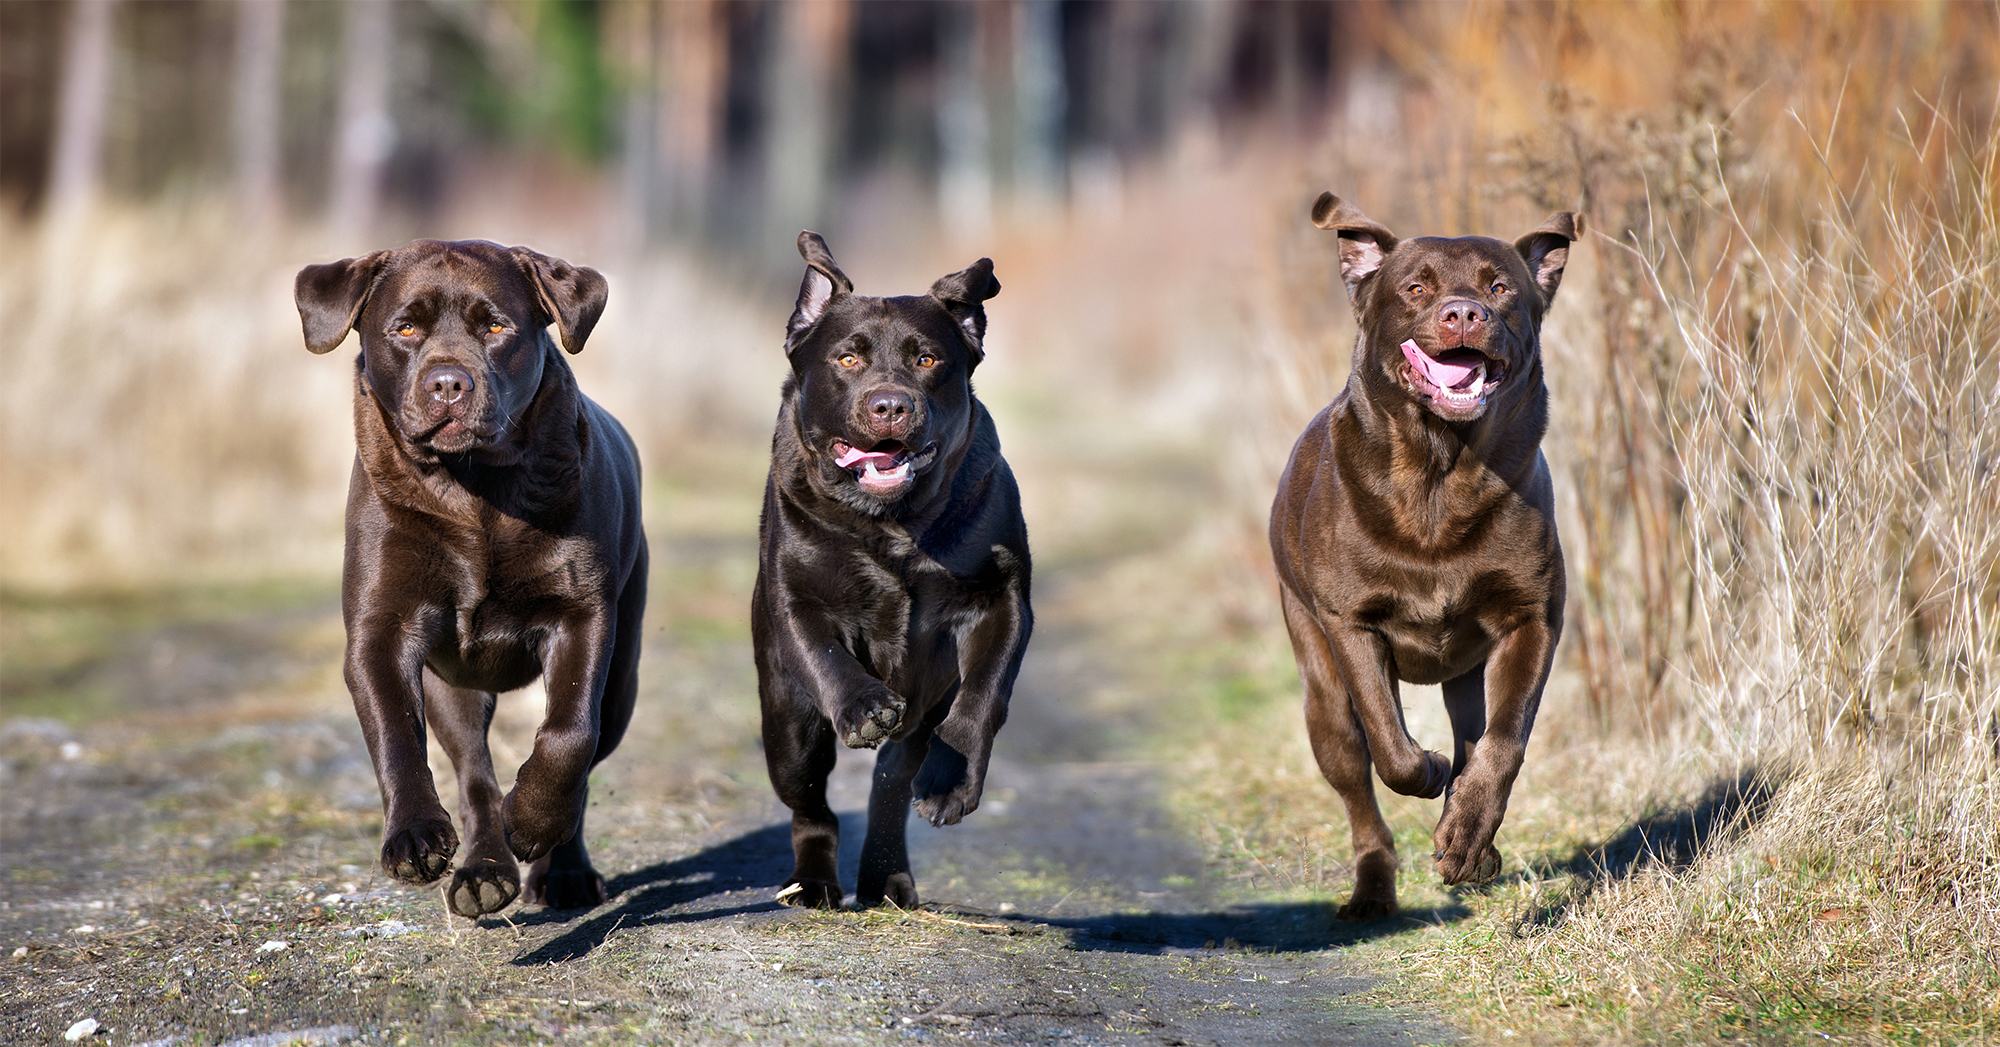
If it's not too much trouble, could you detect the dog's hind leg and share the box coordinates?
[1439,665,1501,883]
[423,671,521,918]
[524,550,648,910]
[763,688,844,908]
[857,728,932,909]
[1282,584,1400,921]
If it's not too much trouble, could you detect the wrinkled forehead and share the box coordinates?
[1385,235,1527,283]
[374,241,535,311]
[814,294,956,344]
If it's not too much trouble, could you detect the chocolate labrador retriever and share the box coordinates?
[755,232,1032,909]
[1270,195,1582,919]
[294,239,644,918]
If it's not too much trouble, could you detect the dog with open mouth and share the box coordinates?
[1269,194,1582,920]
[754,232,1033,909]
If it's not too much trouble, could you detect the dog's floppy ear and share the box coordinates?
[789,231,854,339]
[1514,212,1585,304]
[294,252,388,354]
[928,258,1000,360]
[1311,192,1399,303]
[510,247,609,354]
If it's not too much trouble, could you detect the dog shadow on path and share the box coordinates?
[1489,766,1778,930]
[495,821,794,965]
[1045,902,1472,955]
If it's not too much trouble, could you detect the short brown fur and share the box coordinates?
[1271,195,1582,919]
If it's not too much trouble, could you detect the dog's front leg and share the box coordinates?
[502,612,614,864]
[916,579,1031,826]
[1324,625,1454,800]
[770,596,909,749]
[346,614,458,884]
[1432,615,1557,884]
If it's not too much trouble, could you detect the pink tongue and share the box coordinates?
[835,446,898,469]
[1400,339,1480,389]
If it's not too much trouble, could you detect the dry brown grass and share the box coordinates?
[1168,5,2000,1043]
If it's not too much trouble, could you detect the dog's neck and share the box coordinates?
[355,351,587,529]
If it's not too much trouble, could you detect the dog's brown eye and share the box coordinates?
[396,323,417,337]
[487,321,506,335]
[1406,282,1426,296]
[916,353,938,368]
[837,352,860,368]
[1490,282,1508,295]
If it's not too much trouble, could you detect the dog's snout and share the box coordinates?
[864,388,914,437]
[424,365,475,404]
[1436,299,1489,344]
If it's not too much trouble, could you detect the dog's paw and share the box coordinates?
[1433,789,1505,885]
[912,738,969,798]
[834,686,906,749]
[775,877,844,909]
[1336,849,1399,921]
[913,780,981,827]
[380,816,459,884]
[524,855,606,910]
[445,857,521,917]
[1335,896,1399,922]
[501,787,581,864]
[855,872,918,910]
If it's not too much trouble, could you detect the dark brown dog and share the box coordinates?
[294,239,644,918]
[754,232,1032,909]
[1270,195,1581,920]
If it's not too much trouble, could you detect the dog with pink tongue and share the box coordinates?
[752,232,1033,911]
[1270,194,1583,920]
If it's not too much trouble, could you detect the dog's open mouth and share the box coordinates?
[831,439,938,497]
[1400,339,1506,411]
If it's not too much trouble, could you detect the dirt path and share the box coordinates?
[1,493,1460,1046]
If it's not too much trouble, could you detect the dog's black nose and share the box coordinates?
[864,388,913,436]
[1436,299,1489,343]
[424,365,474,404]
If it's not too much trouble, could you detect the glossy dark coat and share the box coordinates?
[294,239,644,918]
[1270,196,1581,920]
[754,232,1032,909]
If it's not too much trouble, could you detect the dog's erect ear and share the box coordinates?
[789,231,854,339]
[1311,192,1400,302]
[1514,212,1585,304]
[510,247,609,354]
[928,258,1000,360]
[294,253,388,354]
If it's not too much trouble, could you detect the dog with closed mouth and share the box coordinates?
[1270,195,1582,920]
[755,232,1033,909]
[294,239,644,918]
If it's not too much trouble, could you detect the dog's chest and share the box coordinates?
[835,539,974,692]
[425,529,606,689]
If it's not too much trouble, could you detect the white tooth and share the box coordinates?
[1469,366,1486,397]
[863,461,881,479]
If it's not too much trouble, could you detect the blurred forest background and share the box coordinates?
[4,1,2000,1041]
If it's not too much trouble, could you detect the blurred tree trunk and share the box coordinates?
[937,2,994,242]
[611,0,659,249]
[763,0,848,253]
[1010,0,1066,214]
[328,0,391,247]
[232,0,285,223]
[46,0,117,231]
[660,0,725,241]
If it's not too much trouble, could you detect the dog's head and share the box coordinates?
[781,231,999,515]
[294,239,607,460]
[1313,193,1582,424]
